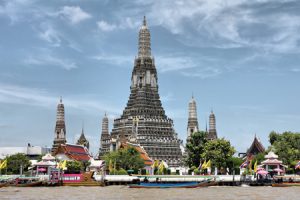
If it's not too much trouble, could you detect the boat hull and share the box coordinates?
[129,181,213,188]
[272,183,300,187]
[14,181,43,187]
[0,182,9,188]
[62,182,104,186]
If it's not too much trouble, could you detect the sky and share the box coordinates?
[0,0,300,156]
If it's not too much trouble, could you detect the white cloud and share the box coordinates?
[160,92,175,103]
[92,54,133,66]
[0,84,55,107]
[93,53,199,72]
[0,0,36,24]
[92,53,224,78]
[38,25,61,47]
[119,17,140,29]
[290,68,300,72]
[156,56,197,73]
[37,23,83,52]
[97,20,117,31]
[24,54,77,70]
[181,67,222,79]
[97,17,140,32]
[129,0,300,53]
[0,83,121,114]
[59,6,91,24]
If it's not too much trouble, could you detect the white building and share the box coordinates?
[0,145,50,159]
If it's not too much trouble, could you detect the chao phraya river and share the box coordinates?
[0,186,298,200]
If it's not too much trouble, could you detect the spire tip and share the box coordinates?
[143,16,147,26]
[81,120,85,134]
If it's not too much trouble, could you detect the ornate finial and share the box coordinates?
[192,92,194,99]
[82,121,84,135]
[143,16,147,26]
[60,96,62,103]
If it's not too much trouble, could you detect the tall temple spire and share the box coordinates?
[111,17,182,167]
[138,16,151,58]
[99,112,110,158]
[77,124,89,150]
[207,110,218,140]
[187,96,199,139]
[102,113,109,135]
[52,97,67,154]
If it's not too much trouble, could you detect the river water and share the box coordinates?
[0,186,299,200]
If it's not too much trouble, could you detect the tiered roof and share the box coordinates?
[246,135,265,155]
[261,151,282,165]
[76,128,90,150]
[54,144,91,161]
[42,153,55,161]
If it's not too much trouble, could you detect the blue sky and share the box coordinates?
[1,0,300,156]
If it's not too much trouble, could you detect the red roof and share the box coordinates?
[120,142,153,166]
[55,144,91,162]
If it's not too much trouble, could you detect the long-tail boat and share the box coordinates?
[129,180,217,188]
[129,181,200,188]
[14,177,43,187]
[272,182,300,187]
[0,182,9,188]
[272,175,300,187]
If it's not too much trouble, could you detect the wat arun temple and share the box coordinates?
[101,17,183,167]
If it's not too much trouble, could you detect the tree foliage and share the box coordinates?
[226,156,243,174]
[109,168,128,175]
[66,161,83,174]
[202,138,235,170]
[185,131,208,167]
[5,153,31,174]
[252,152,266,165]
[186,133,236,173]
[268,131,300,169]
[103,147,144,172]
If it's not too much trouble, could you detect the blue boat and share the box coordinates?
[129,181,201,188]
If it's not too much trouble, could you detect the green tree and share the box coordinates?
[104,147,144,173]
[5,153,31,174]
[226,157,243,174]
[268,131,300,171]
[66,161,83,174]
[202,138,235,172]
[185,131,208,167]
[82,161,91,171]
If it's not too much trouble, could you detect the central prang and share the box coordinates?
[108,16,183,167]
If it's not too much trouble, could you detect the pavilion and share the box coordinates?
[32,153,56,175]
[261,151,287,175]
